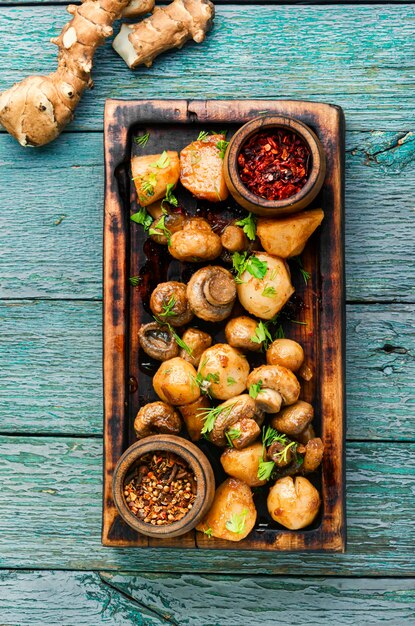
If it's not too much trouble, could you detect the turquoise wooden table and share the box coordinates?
[1,0,415,623]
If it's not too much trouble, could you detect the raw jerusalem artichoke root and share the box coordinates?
[0,0,133,147]
[0,0,215,147]
[113,0,215,69]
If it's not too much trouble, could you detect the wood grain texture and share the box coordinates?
[1,130,414,302]
[0,436,413,573]
[1,571,415,626]
[0,570,165,626]
[0,6,415,131]
[0,301,413,439]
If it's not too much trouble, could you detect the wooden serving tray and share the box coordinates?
[102,99,346,552]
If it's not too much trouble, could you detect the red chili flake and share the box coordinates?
[238,130,311,201]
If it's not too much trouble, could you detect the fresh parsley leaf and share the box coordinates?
[257,459,275,481]
[231,252,268,282]
[262,286,276,298]
[225,428,241,447]
[149,215,172,245]
[151,151,170,169]
[161,183,178,209]
[251,321,273,348]
[130,207,153,231]
[225,509,248,534]
[216,140,229,159]
[203,527,213,538]
[134,132,149,147]
[249,380,263,399]
[235,213,257,241]
[197,131,209,141]
[227,376,236,386]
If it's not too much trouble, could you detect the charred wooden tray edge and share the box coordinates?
[102,99,346,552]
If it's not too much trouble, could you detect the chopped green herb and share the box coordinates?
[194,371,220,397]
[203,527,213,538]
[151,150,170,169]
[249,380,263,399]
[129,276,140,286]
[225,509,248,534]
[225,428,241,447]
[216,139,230,159]
[197,130,209,141]
[235,213,257,241]
[292,256,311,284]
[232,252,268,282]
[190,150,201,166]
[251,321,273,348]
[227,376,236,386]
[198,402,236,436]
[158,295,176,319]
[257,459,275,481]
[262,285,276,298]
[161,183,178,209]
[149,215,172,245]
[269,269,278,281]
[168,324,193,356]
[141,180,155,196]
[130,206,153,231]
[134,132,150,147]
[262,425,288,448]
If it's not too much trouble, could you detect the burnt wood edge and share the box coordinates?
[102,99,346,551]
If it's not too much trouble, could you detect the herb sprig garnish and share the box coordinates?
[232,251,268,283]
[226,509,248,534]
[134,132,150,147]
[257,426,297,481]
[292,256,311,284]
[129,276,140,287]
[216,140,229,159]
[152,314,193,356]
[225,428,241,447]
[151,150,170,169]
[130,206,153,231]
[157,295,176,320]
[198,402,237,436]
[235,213,257,241]
[161,183,178,209]
[149,215,172,245]
[203,527,213,538]
[251,321,273,348]
[249,380,263,399]
[197,130,209,141]
[194,370,220,398]
[262,286,276,298]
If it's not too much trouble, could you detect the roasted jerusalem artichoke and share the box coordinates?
[132,152,180,206]
[180,134,229,202]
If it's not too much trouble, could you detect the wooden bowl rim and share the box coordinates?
[112,434,215,537]
[225,115,325,210]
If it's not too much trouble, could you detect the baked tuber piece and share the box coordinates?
[257,209,324,258]
[134,401,182,439]
[138,321,179,361]
[113,0,215,69]
[150,281,193,327]
[180,134,229,202]
[196,478,257,541]
[131,152,180,206]
[236,252,294,320]
[169,218,222,262]
[178,395,210,441]
[220,442,266,487]
[153,357,200,406]
[267,476,321,530]
[0,0,131,147]
[179,328,212,367]
[197,345,249,400]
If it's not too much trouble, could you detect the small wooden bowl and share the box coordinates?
[224,115,326,216]
[112,435,215,538]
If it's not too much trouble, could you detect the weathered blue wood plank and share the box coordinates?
[0,6,415,131]
[1,131,414,301]
[0,436,413,574]
[1,570,415,626]
[1,301,413,439]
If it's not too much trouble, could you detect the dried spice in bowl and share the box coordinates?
[238,130,311,201]
[124,451,197,525]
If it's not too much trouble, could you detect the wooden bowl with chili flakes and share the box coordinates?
[112,435,215,538]
[224,115,326,216]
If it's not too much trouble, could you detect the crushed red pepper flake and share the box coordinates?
[124,451,197,525]
[238,130,311,201]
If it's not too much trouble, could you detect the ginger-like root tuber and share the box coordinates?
[122,0,155,19]
[0,0,131,147]
[113,0,215,69]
